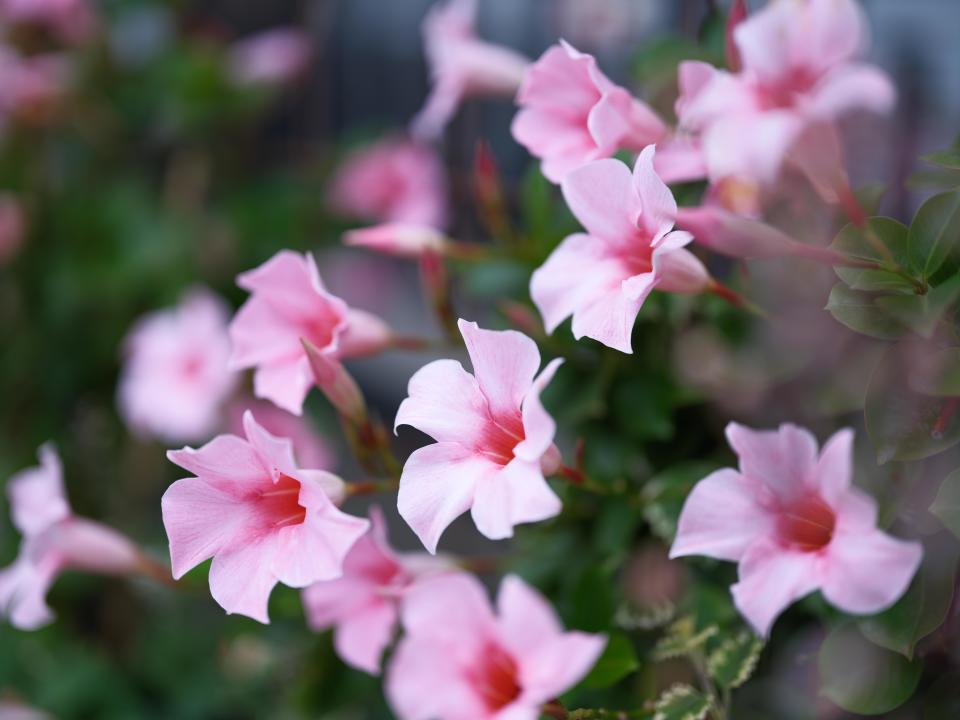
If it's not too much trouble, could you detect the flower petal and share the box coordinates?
[242,410,298,478]
[458,319,541,421]
[515,357,563,463]
[470,459,561,541]
[633,145,677,241]
[570,272,656,354]
[0,553,59,631]
[815,428,854,506]
[252,356,313,416]
[394,358,488,444]
[166,435,265,489]
[520,631,607,706]
[808,63,895,119]
[725,422,819,502]
[399,571,496,653]
[561,158,642,243]
[8,444,69,537]
[334,600,397,675]
[208,534,280,624]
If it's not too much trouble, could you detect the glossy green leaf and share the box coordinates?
[652,684,712,720]
[909,190,960,279]
[831,216,911,267]
[931,468,960,539]
[581,633,640,689]
[826,283,906,340]
[819,624,922,715]
[874,272,960,338]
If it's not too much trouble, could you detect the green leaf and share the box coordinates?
[833,218,916,293]
[651,616,718,661]
[908,190,960,279]
[874,272,960,338]
[653,684,712,720]
[581,633,639,689]
[825,283,906,340]
[707,630,764,689]
[865,346,960,463]
[615,602,676,631]
[908,347,960,396]
[931,468,960,539]
[922,149,960,170]
[859,538,957,658]
[819,624,922,715]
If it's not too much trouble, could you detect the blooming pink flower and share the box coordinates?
[675,0,894,188]
[411,0,530,140]
[0,192,26,265]
[302,506,452,674]
[225,397,335,471]
[118,289,237,443]
[0,445,143,630]
[0,51,68,128]
[0,0,97,45]
[531,146,708,354]
[670,423,923,637]
[396,319,563,552]
[512,40,666,183]
[327,136,448,229]
[163,411,369,624]
[228,250,392,416]
[227,27,311,87]
[386,572,606,720]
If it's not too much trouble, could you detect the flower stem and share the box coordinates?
[707,279,767,318]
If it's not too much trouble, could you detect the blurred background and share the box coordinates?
[1,0,959,718]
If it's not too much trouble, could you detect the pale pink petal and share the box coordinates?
[702,111,804,186]
[166,435,265,489]
[511,107,596,184]
[399,571,496,655]
[0,554,59,631]
[654,245,709,294]
[458,319,540,420]
[821,529,922,615]
[235,251,329,318]
[514,358,563,462]
[242,410,298,478]
[252,356,313,416]
[570,272,657,354]
[807,63,895,119]
[732,0,795,81]
[633,145,677,241]
[394,358,488,445]
[338,308,393,358]
[560,159,642,243]
[515,43,596,110]
[815,428,854,506]
[519,632,607,705]
[725,422,819,501]
[586,88,634,154]
[208,534,280,624]
[228,296,303,368]
[470,460,561,540]
[397,443,494,553]
[8,444,69,537]
[495,574,561,653]
[160,478,251,579]
[334,600,397,674]
[730,540,822,637]
[670,468,771,562]
[800,0,868,74]
[52,519,140,575]
[653,136,708,184]
[411,77,464,141]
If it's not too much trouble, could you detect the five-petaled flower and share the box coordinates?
[386,572,606,720]
[396,319,563,553]
[163,411,370,624]
[302,506,452,674]
[0,445,144,630]
[670,423,923,637]
[531,145,709,354]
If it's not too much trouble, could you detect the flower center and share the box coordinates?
[756,67,819,110]
[776,495,836,552]
[259,473,306,528]
[468,643,522,712]
[479,412,525,466]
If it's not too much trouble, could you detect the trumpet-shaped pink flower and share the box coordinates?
[302,506,452,674]
[412,0,530,140]
[118,289,236,443]
[531,146,708,354]
[327,136,448,230]
[163,411,369,624]
[675,0,894,188]
[512,40,666,183]
[227,27,311,87]
[386,572,606,720]
[225,397,335,471]
[396,319,563,553]
[228,250,392,416]
[0,445,143,630]
[670,423,923,637]
[0,0,97,45]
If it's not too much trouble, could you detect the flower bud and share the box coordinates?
[302,339,366,424]
[344,222,448,258]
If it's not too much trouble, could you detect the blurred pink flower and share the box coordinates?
[225,397,335,471]
[327,137,448,229]
[228,250,393,416]
[344,222,448,259]
[512,40,666,183]
[411,0,530,140]
[0,193,26,264]
[118,289,237,443]
[395,319,562,553]
[670,423,923,636]
[675,0,894,188]
[0,0,96,45]
[531,146,708,354]
[0,445,143,630]
[386,572,605,720]
[302,506,452,674]
[0,50,68,127]
[227,27,311,87]
[163,411,369,624]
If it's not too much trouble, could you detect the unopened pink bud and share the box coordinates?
[52,519,143,574]
[302,339,366,423]
[344,222,447,258]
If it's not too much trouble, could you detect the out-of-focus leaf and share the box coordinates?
[875,272,960,338]
[865,346,960,463]
[826,283,906,340]
[908,190,960,280]
[652,684,712,720]
[651,616,718,661]
[831,216,911,268]
[931,469,960,539]
[581,632,639,689]
[707,630,763,689]
[909,347,960,396]
[922,149,960,170]
[925,674,960,719]
[818,624,922,715]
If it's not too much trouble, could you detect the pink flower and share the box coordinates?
[512,40,666,183]
[0,445,143,630]
[163,411,369,624]
[227,27,311,87]
[225,397,335,471]
[412,0,530,140]
[327,136,448,229]
[228,250,392,416]
[0,51,68,128]
[302,506,452,674]
[386,572,606,720]
[531,145,708,354]
[675,0,894,188]
[344,222,448,259]
[670,423,923,637]
[0,0,97,45]
[395,319,563,553]
[0,192,26,265]
[118,289,237,443]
